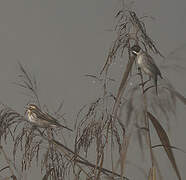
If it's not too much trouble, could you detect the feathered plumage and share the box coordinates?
[131,45,163,94]
[25,104,72,131]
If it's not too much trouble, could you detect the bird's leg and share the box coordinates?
[137,67,145,87]
[136,67,142,76]
[139,76,151,87]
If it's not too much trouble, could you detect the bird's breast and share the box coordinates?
[27,110,37,123]
[137,55,144,66]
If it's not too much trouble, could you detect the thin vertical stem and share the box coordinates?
[0,145,17,178]
[138,70,154,167]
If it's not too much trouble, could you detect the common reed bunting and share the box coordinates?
[131,45,163,94]
[25,104,72,131]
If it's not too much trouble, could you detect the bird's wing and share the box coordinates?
[32,109,72,131]
[45,112,59,123]
[29,111,38,119]
[144,54,162,77]
[32,109,56,123]
[45,112,72,131]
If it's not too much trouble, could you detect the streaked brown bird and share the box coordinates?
[25,104,72,131]
[131,45,163,95]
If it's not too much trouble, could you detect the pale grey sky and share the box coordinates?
[0,0,185,179]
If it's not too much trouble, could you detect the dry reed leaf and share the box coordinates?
[152,144,186,154]
[173,90,186,105]
[120,135,131,177]
[112,55,136,119]
[0,166,9,174]
[147,112,181,180]
[163,87,186,105]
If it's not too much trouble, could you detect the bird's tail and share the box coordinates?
[154,76,158,95]
[58,123,73,131]
[159,72,163,79]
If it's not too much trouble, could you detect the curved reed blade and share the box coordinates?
[147,112,181,180]
[163,87,186,105]
[172,90,186,105]
[112,55,136,119]
[152,144,186,154]
[148,167,156,180]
